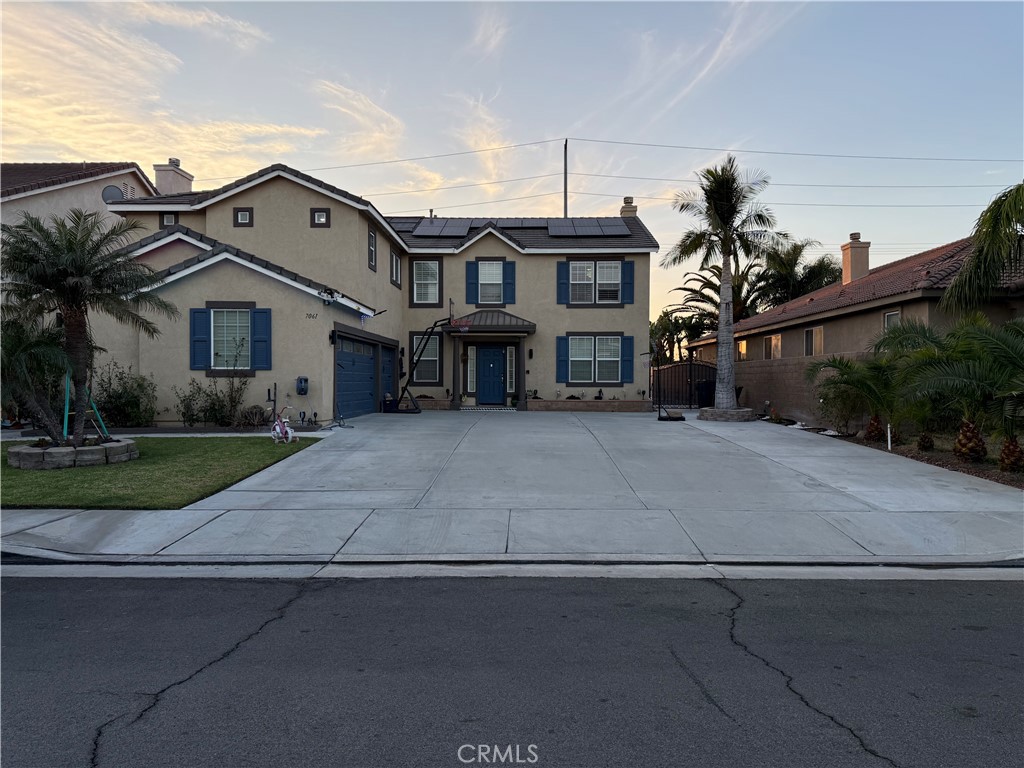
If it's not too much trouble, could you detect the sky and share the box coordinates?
[2,1,1022,321]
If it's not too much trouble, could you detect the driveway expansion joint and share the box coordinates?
[710,579,904,768]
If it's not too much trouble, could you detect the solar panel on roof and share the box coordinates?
[548,221,576,236]
[471,218,491,227]
[599,221,631,236]
[574,226,604,236]
[496,218,522,227]
[412,221,446,236]
[521,218,546,227]
[440,221,471,237]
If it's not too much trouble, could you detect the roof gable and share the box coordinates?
[1,162,157,200]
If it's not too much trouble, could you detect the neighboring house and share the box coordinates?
[687,233,1024,424]
[97,163,657,423]
[1,161,160,224]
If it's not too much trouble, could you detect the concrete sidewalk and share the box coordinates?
[2,412,1022,567]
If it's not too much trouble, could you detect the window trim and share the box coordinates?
[764,334,782,360]
[883,310,901,330]
[736,339,747,362]
[409,258,443,308]
[310,208,331,228]
[368,229,377,271]
[566,257,625,308]
[233,207,253,227]
[409,331,443,386]
[566,331,625,387]
[803,326,823,356]
[390,248,401,288]
[477,259,505,306]
[206,301,256,375]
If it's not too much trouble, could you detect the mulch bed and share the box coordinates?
[835,434,1024,491]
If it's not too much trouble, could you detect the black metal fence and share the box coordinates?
[650,360,717,410]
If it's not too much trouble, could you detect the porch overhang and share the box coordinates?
[443,309,537,336]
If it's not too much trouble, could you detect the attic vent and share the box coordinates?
[121,181,137,199]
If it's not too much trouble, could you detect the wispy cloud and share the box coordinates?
[315,80,406,160]
[120,2,271,51]
[1,4,321,180]
[470,6,509,60]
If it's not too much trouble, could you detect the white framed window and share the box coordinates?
[412,334,440,383]
[804,327,823,356]
[884,310,901,330]
[212,309,250,369]
[764,334,782,360]
[569,336,594,383]
[478,261,504,304]
[569,261,622,304]
[390,249,401,286]
[596,262,621,303]
[595,336,621,383]
[413,260,440,304]
[736,340,747,361]
[162,213,177,227]
[311,208,330,228]
[233,207,253,227]
[368,230,377,270]
[570,262,595,304]
[506,346,516,393]
[467,345,477,393]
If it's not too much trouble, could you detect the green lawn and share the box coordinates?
[1,437,311,509]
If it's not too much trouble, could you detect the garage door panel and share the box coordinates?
[335,338,376,418]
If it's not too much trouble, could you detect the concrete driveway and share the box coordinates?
[2,412,1022,565]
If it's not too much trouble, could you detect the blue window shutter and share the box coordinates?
[189,308,210,370]
[621,336,634,383]
[622,261,635,304]
[503,261,516,305]
[251,309,272,370]
[556,261,569,305]
[466,261,479,304]
[556,336,569,383]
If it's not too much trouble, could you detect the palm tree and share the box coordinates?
[758,238,842,310]
[1,209,178,446]
[806,355,904,443]
[668,260,766,328]
[942,182,1024,310]
[661,155,778,410]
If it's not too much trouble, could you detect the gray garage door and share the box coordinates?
[335,337,377,418]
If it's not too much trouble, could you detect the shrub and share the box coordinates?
[171,379,205,427]
[238,404,270,430]
[815,381,866,435]
[171,375,250,428]
[92,362,158,427]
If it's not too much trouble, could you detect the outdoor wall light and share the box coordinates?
[528,348,533,359]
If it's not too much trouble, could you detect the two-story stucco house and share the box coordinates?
[98,162,658,423]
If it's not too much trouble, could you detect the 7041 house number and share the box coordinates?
[306,313,318,320]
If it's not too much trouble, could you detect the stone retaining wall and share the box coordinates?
[7,439,140,470]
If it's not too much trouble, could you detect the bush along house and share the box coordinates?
[95,162,658,423]
[686,233,1024,425]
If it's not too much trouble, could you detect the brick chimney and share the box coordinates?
[841,232,870,284]
[153,158,193,195]
[619,196,638,217]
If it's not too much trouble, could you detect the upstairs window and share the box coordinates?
[233,207,253,227]
[411,259,441,306]
[478,261,504,304]
[311,208,330,228]
[390,249,401,287]
[558,260,634,306]
[466,260,515,306]
[368,229,377,271]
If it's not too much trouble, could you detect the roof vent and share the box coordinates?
[850,232,861,241]
[169,157,181,167]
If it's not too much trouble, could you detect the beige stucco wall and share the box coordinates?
[2,171,151,225]
[402,233,651,403]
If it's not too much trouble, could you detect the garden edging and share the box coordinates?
[7,439,140,470]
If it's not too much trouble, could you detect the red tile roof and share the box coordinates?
[1,162,155,198]
[694,237,1020,340]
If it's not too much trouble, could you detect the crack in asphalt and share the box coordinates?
[667,644,736,722]
[89,580,326,768]
[710,580,903,768]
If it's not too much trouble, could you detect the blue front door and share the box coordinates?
[477,346,505,405]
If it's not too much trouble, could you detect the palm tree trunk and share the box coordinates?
[63,309,92,447]
[714,240,739,409]
[21,391,64,445]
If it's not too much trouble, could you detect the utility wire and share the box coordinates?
[568,136,1022,163]
[569,172,1006,189]
[571,191,982,208]
[383,190,563,215]
[366,173,561,197]
[193,139,563,182]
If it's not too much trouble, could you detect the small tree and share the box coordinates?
[0,319,68,443]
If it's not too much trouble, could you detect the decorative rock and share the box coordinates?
[43,447,76,469]
[698,407,757,422]
[74,446,107,467]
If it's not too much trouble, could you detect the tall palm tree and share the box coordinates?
[758,238,842,310]
[1,209,178,446]
[942,182,1024,310]
[661,155,778,410]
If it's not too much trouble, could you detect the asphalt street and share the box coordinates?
[2,578,1020,768]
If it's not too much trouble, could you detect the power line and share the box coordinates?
[569,172,1006,190]
[383,191,563,215]
[571,191,983,208]
[366,173,561,197]
[192,139,563,182]
[569,136,1022,164]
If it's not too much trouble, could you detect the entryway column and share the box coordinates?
[516,339,527,411]
[451,334,462,410]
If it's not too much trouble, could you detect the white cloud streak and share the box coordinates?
[121,2,272,50]
[470,6,509,60]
